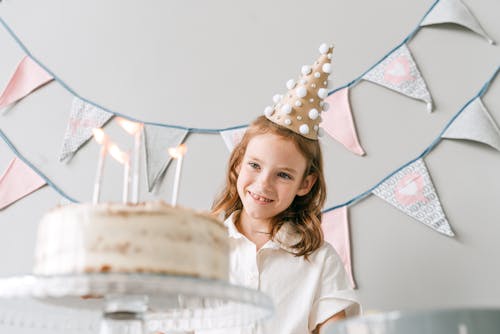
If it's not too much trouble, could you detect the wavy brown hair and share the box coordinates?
[212,116,326,258]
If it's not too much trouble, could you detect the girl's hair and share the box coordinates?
[212,115,326,258]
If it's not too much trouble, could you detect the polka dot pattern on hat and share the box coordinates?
[264,43,334,140]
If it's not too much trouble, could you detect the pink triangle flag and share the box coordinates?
[322,207,356,288]
[0,157,46,210]
[321,88,365,156]
[0,56,54,109]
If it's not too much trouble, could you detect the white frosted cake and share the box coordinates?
[34,201,229,280]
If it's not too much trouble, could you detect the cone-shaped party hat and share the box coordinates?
[264,43,334,140]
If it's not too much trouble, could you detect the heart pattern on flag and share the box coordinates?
[394,172,427,206]
[384,56,414,84]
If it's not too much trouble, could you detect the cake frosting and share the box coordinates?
[34,201,229,280]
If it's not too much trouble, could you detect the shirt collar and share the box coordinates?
[224,212,301,254]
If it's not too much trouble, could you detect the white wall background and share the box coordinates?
[0,0,499,333]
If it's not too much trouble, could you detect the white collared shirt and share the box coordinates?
[197,213,360,334]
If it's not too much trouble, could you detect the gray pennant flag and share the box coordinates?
[144,124,189,191]
[420,0,494,44]
[363,44,433,112]
[442,98,500,151]
[372,158,454,237]
[59,97,114,162]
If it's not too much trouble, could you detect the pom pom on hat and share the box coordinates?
[286,79,296,90]
[264,43,334,140]
[264,106,274,117]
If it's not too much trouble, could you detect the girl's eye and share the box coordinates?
[278,172,292,180]
[248,162,260,169]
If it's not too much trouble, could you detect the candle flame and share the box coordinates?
[109,143,129,165]
[168,144,187,159]
[116,117,143,135]
[92,128,109,145]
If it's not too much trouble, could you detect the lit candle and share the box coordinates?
[168,144,187,206]
[116,117,143,204]
[109,143,130,203]
[92,128,109,204]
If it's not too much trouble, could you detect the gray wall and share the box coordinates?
[0,0,499,332]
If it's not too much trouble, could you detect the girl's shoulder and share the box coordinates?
[309,241,343,264]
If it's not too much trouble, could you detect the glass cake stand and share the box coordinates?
[0,273,274,333]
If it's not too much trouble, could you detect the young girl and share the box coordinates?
[208,44,360,334]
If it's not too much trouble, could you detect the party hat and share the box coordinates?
[264,43,334,140]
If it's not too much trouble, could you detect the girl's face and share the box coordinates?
[236,133,316,225]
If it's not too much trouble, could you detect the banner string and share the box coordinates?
[0,0,441,132]
[0,129,78,203]
[328,0,440,96]
[1,66,496,207]
[323,65,499,213]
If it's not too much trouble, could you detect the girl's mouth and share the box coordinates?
[248,191,273,203]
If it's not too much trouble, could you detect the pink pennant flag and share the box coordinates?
[321,88,365,156]
[322,207,356,288]
[0,56,54,109]
[0,157,46,210]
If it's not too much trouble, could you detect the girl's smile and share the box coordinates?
[248,190,273,204]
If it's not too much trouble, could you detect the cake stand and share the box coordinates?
[0,273,274,333]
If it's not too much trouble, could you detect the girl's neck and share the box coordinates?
[237,211,272,251]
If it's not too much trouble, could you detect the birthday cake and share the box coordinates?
[33,201,229,280]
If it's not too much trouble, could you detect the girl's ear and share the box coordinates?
[296,174,317,196]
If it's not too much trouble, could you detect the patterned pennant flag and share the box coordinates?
[442,98,500,151]
[220,127,247,152]
[372,158,454,236]
[0,157,46,210]
[363,44,433,112]
[59,97,114,162]
[420,0,494,44]
[0,56,53,109]
[144,125,189,191]
[322,207,356,288]
[321,88,365,156]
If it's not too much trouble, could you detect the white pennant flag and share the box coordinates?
[420,0,494,44]
[144,124,189,191]
[59,97,114,162]
[372,158,454,237]
[442,98,500,151]
[220,127,247,152]
[363,44,433,112]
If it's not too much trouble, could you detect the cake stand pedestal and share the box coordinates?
[0,273,274,333]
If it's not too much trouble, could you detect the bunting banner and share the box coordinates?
[0,157,46,210]
[144,125,189,191]
[362,44,433,112]
[321,88,365,156]
[441,98,500,151]
[322,207,356,288]
[59,97,114,162]
[220,127,247,152]
[420,0,495,44]
[372,158,454,236]
[0,56,53,109]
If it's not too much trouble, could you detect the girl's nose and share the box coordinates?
[257,172,273,190]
